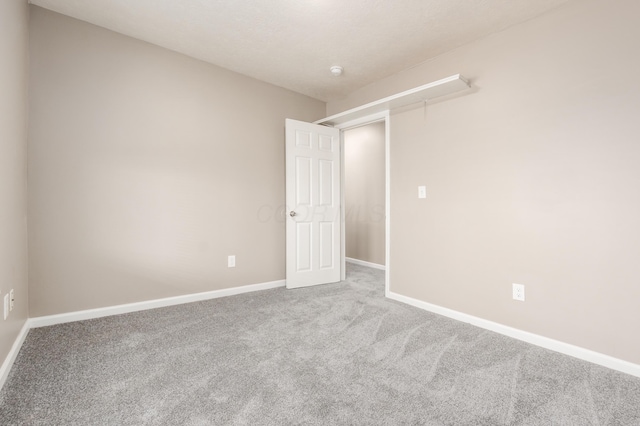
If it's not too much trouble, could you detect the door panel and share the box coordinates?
[296,222,312,272]
[296,157,312,205]
[285,119,341,288]
[319,160,334,206]
[319,221,334,269]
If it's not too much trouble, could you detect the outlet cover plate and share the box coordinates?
[228,255,236,268]
[513,283,525,301]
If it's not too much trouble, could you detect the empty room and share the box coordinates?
[1,0,639,424]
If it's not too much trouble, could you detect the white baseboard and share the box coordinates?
[0,321,31,391]
[29,279,285,328]
[1,279,285,391]
[345,257,386,271]
[387,291,640,379]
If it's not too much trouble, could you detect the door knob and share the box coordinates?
[289,211,297,217]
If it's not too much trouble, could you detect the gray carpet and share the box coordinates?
[1,264,639,425]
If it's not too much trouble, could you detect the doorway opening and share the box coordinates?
[336,112,390,296]
[343,122,385,266]
[283,113,390,294]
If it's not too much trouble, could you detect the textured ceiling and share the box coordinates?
[30,0,572,102]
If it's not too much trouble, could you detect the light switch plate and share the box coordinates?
[418,186,427,199]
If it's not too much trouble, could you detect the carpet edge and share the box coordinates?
[29,279,286,328]
[0,321,30,391]
[387,291,640,379]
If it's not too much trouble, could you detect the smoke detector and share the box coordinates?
[330,66,343,77]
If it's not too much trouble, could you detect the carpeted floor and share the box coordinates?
[1,264,639,425]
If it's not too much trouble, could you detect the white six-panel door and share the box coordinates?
[285,119,341,288]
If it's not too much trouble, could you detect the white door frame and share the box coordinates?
[335,110,391,296]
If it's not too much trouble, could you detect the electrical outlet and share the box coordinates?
[228,255,236,268]
[9,289,14,311]
[3,294,8,320]
[512,283,525,301]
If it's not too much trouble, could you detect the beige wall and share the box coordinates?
[328,0,640,365]
[28,7,325,316]
[0,0,30,368]
[344,122,385,265]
